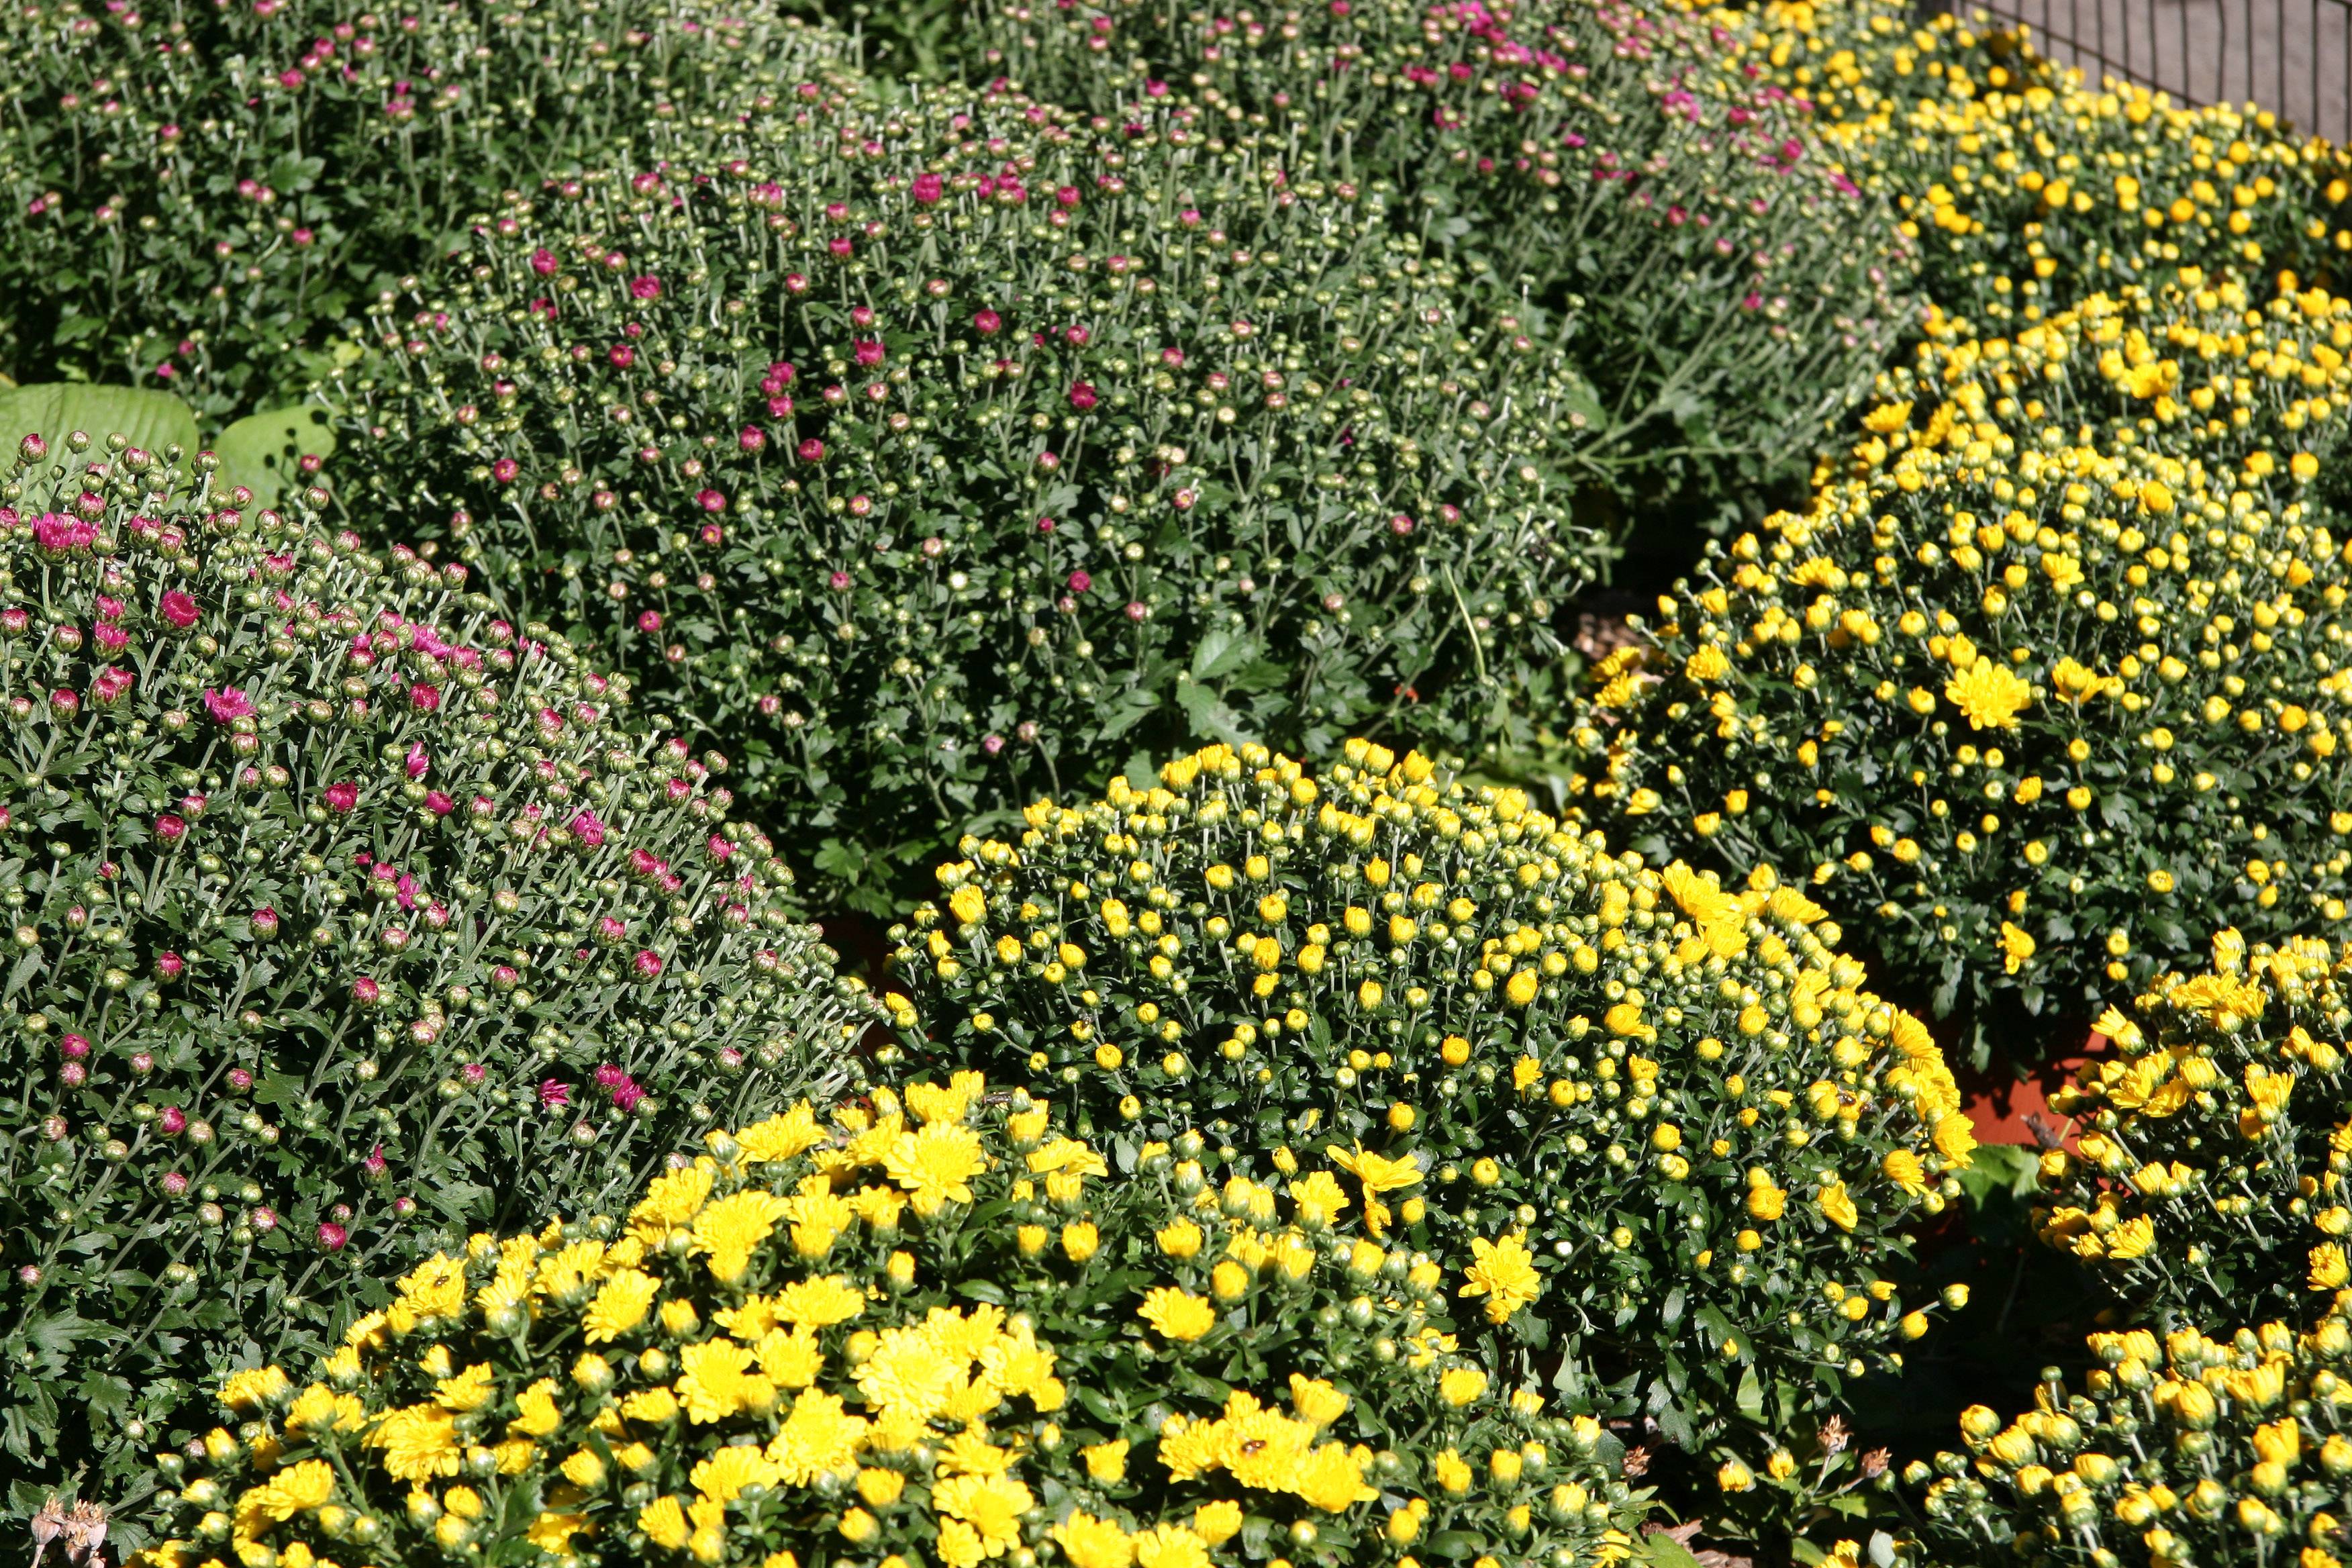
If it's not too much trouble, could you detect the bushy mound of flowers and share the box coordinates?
[1732,0,2352,329]
[894,738,1974,1480]
[956,0,1910,522]
[1906,1311,2352,1568]
[1569,272,2352,1062]
[0,0,848,411]
[134,1071,1649,1568]
[2035,928,2352,1329]
[0,430,876,1498]
[332,79,1607,911]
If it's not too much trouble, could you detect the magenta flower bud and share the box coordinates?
[251,907,279,938]
[913,172,944,203]
[364,1145,388,1177]
[160,1106,188,1135]
[797,438,826,463]
[632,949,663,980]
[393,1195,416,1217]
[539,1079,573,1108]
[461,1062,486,1085]
[154,812,187,844]
[612,1081,646,1113]
[696,488,726,513]
[352,976,382,1007]
[250,1206,279,1233]
[567,809,607,847]
[636,609,663,634]
[974,309,1002,334]
[317,1222,348,1250]
[594,1063,627,1089]
[203,687,255,724]
[983,733,1007,756]
[1391,513,1416,536]
[41,1116,67,1143]
[1067,570,1092,593]
[738,425,766,454]
[1069,382,1099,411]
[156,950,185,979]
[1126,600,1149,621]
[60,1034,90,1059]
[531,248,558,275]
[130,1051,154,1075]
[491,458,520,484]
[228,1068,253,1091]
[158,590,201,628]
[50,688,79,718]
[60,1062,86,1087]
[19,434,45,461]
[1036,451,1061,472]
[161,1171,190,1197]
[609,344,635,369]
[630,274,662,300]
[324,780,358,812]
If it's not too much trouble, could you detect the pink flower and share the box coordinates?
[739,425,767,453]
[251,908,279,938]
[228,1067,253,1092]
[60,1036,90,1059]
[531,248,558,275]
[154,812,187,844]
[1068,570,1092,593]
[203,687,254,724]
[317,1222,349,1251]
[697,488,726,513]
[630,275,662,300]
[1126,600,1150,621]
[460,1062,486,1085]
[610,344,635,369]
[91,667,134,705]
[409,683,442,712]
[855,339,885,366]
[324,781,358,812]
[160,1171,189,1197]
[1069,382,1099,411]
[974,309,1002,335]
[797,438,826,463]
[250,1207,279,1233]
[155,951,185,979]
[632,949,664,981]
[637,609,663,633]
[828,570,852,591]
[32,513,98,554]
[913,173,944,203]
[363,1145,388,1177]
[426,791,456,816]
[539,1079,572,1108]
[612,1080,646,1113]
[568,810,607,847]
[594,1063,628,1089]
[352,976,382,1006]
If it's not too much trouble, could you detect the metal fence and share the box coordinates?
[1951,0,2352,142]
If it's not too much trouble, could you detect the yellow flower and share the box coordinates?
[2000,922,2037,975]
[1052,1512,1135,1568]
[691,1444,783,1504]
[1817,1183,1858,1232]
[639,1496,691,1551]
[583,1269,660,1343]
[1157,1220,1204,1259]
[2312,1244,2350,1291]
[220,1365,292,1412]
[1138,1286,1219,1342]
[1747,1184,1787,1221]
[1459,1233,1542,1324]
[1439,1367,1489,1407]
[1081,1438,1130,1482]
[528,1512,593,1553]
[950,885,988,926]
[934,1472,1034,1558]
[677,1338,775,1424]
[368,1404,461,1483]
[692,1189,789,1283]
[883,1120,987,1216]
[1434,1451,1473,1493]
[1062,1222,1099,1261]
[1193,1501,1242,1546]
[1944,659,2032,730]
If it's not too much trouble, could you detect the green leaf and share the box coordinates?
[0,383,199,462]
[214,403,338,512]
[1637,1532,1707,1568]
[1191,627,1261,681]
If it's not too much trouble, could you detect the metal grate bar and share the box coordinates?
[1954,0,2351,144]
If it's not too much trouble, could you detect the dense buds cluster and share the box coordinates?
[1571,273,2352,1060]
[338,79,1605,910]
[895,738,1971,1476]
[0,432,875,1494]
[139,1075,1647,1568]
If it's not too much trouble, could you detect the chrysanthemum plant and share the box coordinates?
[136,1072,1649,1568]
[893,740,1974,1513]
[0,0,850,413]
[2035,927,2352,1329]
[1571,273,2352,1065]
[1905,1310,2352,1568]
[1731,1,2352,334]
[330,79,1606,912]
[0,429,877,1508]
[954,0,1912,528]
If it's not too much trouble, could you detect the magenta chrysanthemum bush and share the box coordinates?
[0,0,848,413]
[330,77,1610,910]
[950,0,1912,520]
[0,430,877,1496]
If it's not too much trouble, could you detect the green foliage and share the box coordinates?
[330,79,1609,914]
[214,405,340,514]
[948,0,1912,529]
[0,385,201,471]
[138,1073,1649,1568]
[0,431,877,1502]
[1569,275,2352,1065]
[0,0,850,414]
[892,738,1974,1491]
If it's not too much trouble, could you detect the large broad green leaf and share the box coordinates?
[0,383,199,464]
[213,403,337,512]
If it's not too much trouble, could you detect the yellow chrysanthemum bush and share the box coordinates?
[891,740,1975,1498]
[1902,1310,2352,1568]
[137,1073,1648,1568]
[1569,271,2352,1063]
[1728,0,2352,330]
[2032,927,2352,1330]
